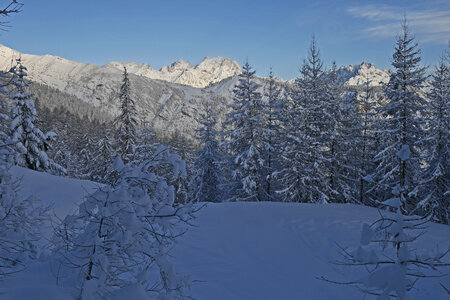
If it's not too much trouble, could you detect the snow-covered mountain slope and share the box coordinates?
[0,44,215,138]
[1,168,449,300]
[108,56,242,88]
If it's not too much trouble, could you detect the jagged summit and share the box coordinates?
[168,59,192,71]
[107,56,242,88]
[337,62,390,86]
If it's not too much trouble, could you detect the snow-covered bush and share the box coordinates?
[133,125,188,204]
[0,150,50,280]
[322,204,449,299]
[53,156,195,299]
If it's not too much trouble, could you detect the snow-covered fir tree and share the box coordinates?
[418,57,449,224]
[355,70,378,206]
[323,62,358,204]
[91,124,114,182]
[369,21,427,214]
[262,68,283,201]
[322,62,344,202]
[133,123,158,166]
[79,132,96,178]
[114,67,138,164]
[276,81,308,202]
[8,58,63,173]
[0,73,11,151]
[279,37,330,203]
[189,100,224,203]
[223,61,266,201]
[53,157,194,299]
[62,117,96,179]
[0,60,50,279]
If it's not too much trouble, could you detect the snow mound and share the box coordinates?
[10,166,100,218]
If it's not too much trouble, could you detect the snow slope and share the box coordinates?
[10,166,100,219]
[2,169,448,300]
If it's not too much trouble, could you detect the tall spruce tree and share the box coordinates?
[224,61,266,201]
[114,67,138,163]
[419,57,449,223]
[369,21,427,214]
[91,124,114,182]
[9,58,63,173]
[279,37,330,203]
[262,68,282,201]
[0,74,12,152]
[356,70,378,206]
[324,62,358,203]
[189,101,223,203]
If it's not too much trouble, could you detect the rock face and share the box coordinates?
[107,56,242,88]
[0,43,391,141]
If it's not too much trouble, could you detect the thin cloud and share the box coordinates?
[347,4,450,44]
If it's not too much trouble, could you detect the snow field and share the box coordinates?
[1,168,448,299]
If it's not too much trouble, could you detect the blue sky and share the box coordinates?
[2,0,449,79]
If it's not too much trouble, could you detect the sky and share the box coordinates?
[1,0,449,80]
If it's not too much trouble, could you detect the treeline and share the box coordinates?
[189,25,448,224]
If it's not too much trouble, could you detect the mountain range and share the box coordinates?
[0,44,391,140]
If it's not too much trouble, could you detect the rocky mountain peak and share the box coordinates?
[337,62,390,86]
[168,59,192,72]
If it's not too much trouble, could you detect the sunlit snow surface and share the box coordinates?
[1,167,448,299]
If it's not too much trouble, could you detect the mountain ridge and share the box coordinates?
[0,43,391,142]
[0,43,391,88]
[106,56,242,88]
